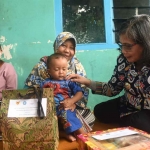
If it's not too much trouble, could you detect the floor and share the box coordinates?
[58,119,118,150]
[0,119,119,150]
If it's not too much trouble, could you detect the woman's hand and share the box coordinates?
[66,74,91,86]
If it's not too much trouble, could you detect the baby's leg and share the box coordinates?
[66,134,76,142]
[59,109,86,142]
[74,127,86,137]
[59,130,76,142]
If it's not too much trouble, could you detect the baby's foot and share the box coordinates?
[66,134,76,142]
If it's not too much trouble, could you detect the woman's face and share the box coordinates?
[56,40,75,61]
[119,34,144,63]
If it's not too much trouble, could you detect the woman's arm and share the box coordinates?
[67,54,127,97]
[5,63,17,89]
[66,74,91,86]
[25,61,49,87]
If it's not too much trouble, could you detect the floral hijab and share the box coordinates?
[53,32,77,52]
[54,32,87,77]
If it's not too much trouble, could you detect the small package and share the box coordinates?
[77,127,150,150]
[0,88,59,150]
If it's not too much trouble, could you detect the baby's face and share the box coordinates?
[48,57,68,80]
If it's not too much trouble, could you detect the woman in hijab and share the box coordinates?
[25,32,95,133]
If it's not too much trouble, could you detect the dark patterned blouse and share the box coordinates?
[93,54,150,117]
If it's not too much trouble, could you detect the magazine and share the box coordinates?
[77,127,150,150]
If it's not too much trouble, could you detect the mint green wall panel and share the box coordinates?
[0,0,55,88]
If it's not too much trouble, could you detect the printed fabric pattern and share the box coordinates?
[1,88,59,150]
[53,32,77,51]
[41,79,82,133]
[93,54,150,117]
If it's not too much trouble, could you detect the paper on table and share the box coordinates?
[7,98,47,117]
[92,128,138,140]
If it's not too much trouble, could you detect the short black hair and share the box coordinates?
[47,53,67,69]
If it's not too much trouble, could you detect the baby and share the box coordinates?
[40,53,86,141]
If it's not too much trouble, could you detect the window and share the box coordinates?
[62,0,105,44]
[113,0,150,42]
[55,0,118,50]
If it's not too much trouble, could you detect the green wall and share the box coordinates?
[0,0,121,110]
[0,0,55,88]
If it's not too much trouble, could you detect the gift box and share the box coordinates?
[77,127,150,150]
[0,88,59,150]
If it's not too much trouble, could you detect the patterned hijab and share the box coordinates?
[53,32,78,74]
[53,32,77,52]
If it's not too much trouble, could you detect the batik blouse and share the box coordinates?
[92,54,150,117]
[25,56,89,108]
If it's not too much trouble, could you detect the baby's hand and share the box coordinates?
[62,103,76,112]
[60,98,73,108]
[68,104,76,112]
